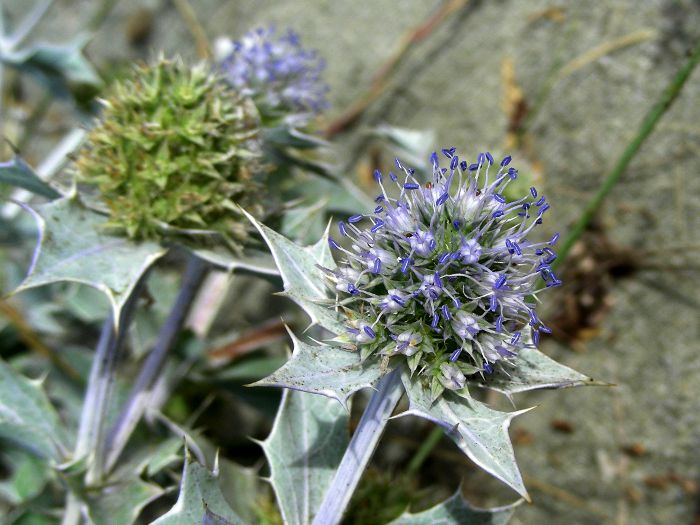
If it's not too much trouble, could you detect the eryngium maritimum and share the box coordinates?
[218,26,329,115]
[323,150,561,392]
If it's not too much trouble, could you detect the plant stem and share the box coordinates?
[104,254,209,472]
[76,275,147,485]
[553,37,700,271]
[406,425,443,475]
[312,368,404,525]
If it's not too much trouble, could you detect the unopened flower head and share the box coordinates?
[73,57,264,251]
[323,149,561,393]
[218,26,329,117]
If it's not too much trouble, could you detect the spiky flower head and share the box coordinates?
[323,149,562,399]
[217,26,329,119]
[73,57,264,251]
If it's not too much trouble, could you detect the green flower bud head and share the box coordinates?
[74,57,265,251]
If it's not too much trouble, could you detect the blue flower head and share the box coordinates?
[323,150,561,392]
[218,26,329,117]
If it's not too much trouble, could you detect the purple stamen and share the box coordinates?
[530,187,538,198]
[436,192,450,205]
[338,221,347,236]
[450,348,462,362]
[489,295,498,311]
[494,274,507,289]
[549,232,560,245]
[363,326,376,339]
[348,214,363,223]
[373,169,382,182]
[404,183,419,190]
[485,152,494,165]
[329,237,340,249]
[500,155,512,167]
[371,220,385,233]
[441,304,451,320]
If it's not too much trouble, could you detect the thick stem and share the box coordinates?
[104,255,209,471]
[312,368,404,525]
[76,275,147,484]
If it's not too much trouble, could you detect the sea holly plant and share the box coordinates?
[0,26,353,523]
[248,149,599,524]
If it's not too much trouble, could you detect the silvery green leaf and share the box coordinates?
[370,125,435,172]
[0,448,51,505]
[242,210,345,334]
[85,479,163,525]
[13,194,166,328]
[192,246,279,275]
[263,126,330,150]
[150,454,247,525]
[0,155,61,199]
[261,388,349,525]
[474,346,602,395]
[1,35,101,100]
[251,330,382,408]
[388,490,521,525]
[218,458,260,525]
[400,371,531,499]
[0,358,70,461]
[281,200,328,245]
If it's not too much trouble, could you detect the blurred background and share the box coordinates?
[1,1,700,524]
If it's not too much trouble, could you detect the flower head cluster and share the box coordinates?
[218,26,329,118]
[74,57,264,250]
[322,150,561,396]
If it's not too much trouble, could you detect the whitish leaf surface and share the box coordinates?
[0,358,70,461]
[400,372,530,499]
[86,479,163,525]
[388,491,521,525]
[243,210,345,334]
[15,195,166,325]
[0,155,61,199]
[150,456,247,525]
[473,347,601,395]
[252,330,382,407]
[262,388,348,525]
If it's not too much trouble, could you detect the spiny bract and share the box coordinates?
[73,57,265,250]
[322,149,561,399]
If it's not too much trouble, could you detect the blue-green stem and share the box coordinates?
[312,367,404,525]
[104,254,209,472]
[76,274,148,484]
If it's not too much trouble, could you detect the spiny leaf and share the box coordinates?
[1,36,101,100]
[400,371,531,499]
[474,346,604,396]
[13,194,166,328]
[85,479,163,525]
[388,490,521,525]
[0,155,61,199]
[0,358,70,461]
[243,210,345,334]
[150,454,247,525]
[261,389,349,525]
[251,329,382,408]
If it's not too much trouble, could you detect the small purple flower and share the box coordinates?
[217,26,329,116]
